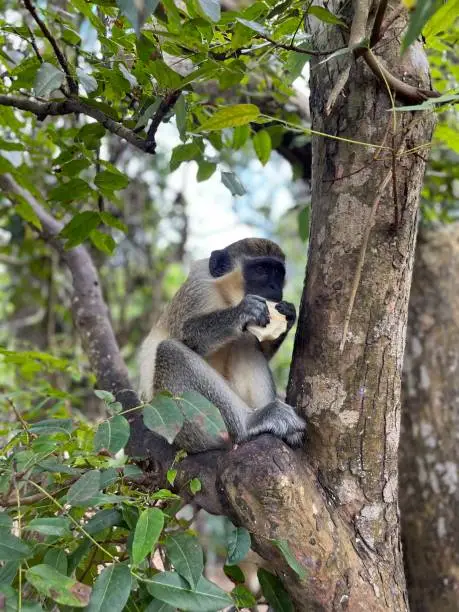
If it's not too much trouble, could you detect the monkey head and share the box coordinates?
[209,238,286,302]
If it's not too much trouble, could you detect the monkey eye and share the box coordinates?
[255,265,266,275]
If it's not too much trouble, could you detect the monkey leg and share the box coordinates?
[155,339,252,452]
[246,399,306,449]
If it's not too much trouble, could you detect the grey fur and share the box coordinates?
[138,238,306,453]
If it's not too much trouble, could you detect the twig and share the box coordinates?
[0,95,159,153]
[362,48,440,103]
[26,25,43,63]
[7,398,31,435]
[370,0,389,46]
[22,0,78,95]
[146,90,181,150]
[258,33,345,57]
[325,0,369,114]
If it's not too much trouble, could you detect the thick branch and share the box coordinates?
[22,0,78,95]
[0,95,159,153]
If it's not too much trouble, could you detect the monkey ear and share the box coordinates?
[209,249,231,277]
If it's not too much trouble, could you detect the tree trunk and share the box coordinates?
[400,224,459,612]
[286,3,435,609]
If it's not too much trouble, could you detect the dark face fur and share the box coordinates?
[242,256,285,302]
[209,244,285,303]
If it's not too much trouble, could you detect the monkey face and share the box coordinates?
[243,256,285,302]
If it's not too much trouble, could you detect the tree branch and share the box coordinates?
[0,95,160,153]
[22,0,78,96]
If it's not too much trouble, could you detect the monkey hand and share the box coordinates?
[246,400,306,448]
[275,301,296,328]
[238,294,270,330]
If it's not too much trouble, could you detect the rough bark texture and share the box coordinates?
[2,3,438,609]
[286,2,435,609]
[400,225,459,612]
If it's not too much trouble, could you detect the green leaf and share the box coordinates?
[26,517,71,537]
[90,229,117,254]
[143,395,185,443]
[199,104,260,131]
[167,468,177,485]
[29,418,73,435]
[95,169,129,193]
[164,533,204,589]
[0,513,13,531]
[34,62,65,96]
[196,0,221,23]
[297,206,310,242]
[49,178,92,203]
[59,158,91,177]
[226,526,251,565]
[145,601,175,612]
[14,193,42,230]
[175,94,187,141]
[86,563,132,612]
[170,143,201,172]
[176,391,227,439]
[67,470,101,506]
[253,130,272,165]
[43,549,68,575]
[0,533,31,561]
[25,565,91,608]
[62,26,81,46]
[236,18,269,35]
[190,478,201,494]
[223,564,245,584]
[308,5,346,26]
[0,561,19,586]
[272,539,307,579]
[0,139,24,151]
[231,584,256,608]
[147,572,232,612]
[100,212,128,233]
[424,0,459,40]
[94,389,116,403]
[221,171,246,196]
[196,160,217,182]
[258,568,293,612]
[232,125,250,150]
[59,211,100,249]
[132,508,164,565]
[76,68,98,93]
[116,0,160,35]
[94,415,130,453]
[402,0,440,50]
[76,123,106,149]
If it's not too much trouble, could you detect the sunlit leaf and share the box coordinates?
[76,68,98,93]
[196,0,221,23]
[307,5,346,26]
[253,130,272,165]
[272,539,307,579]
[59,211,100,248]
[199,104,260,131]
[402,0,440,50]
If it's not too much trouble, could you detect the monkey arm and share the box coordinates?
[181,294,270,357]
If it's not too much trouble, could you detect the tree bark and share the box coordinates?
[287,2,435,609]
[400,224,459,612]
[1,4,438,610]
